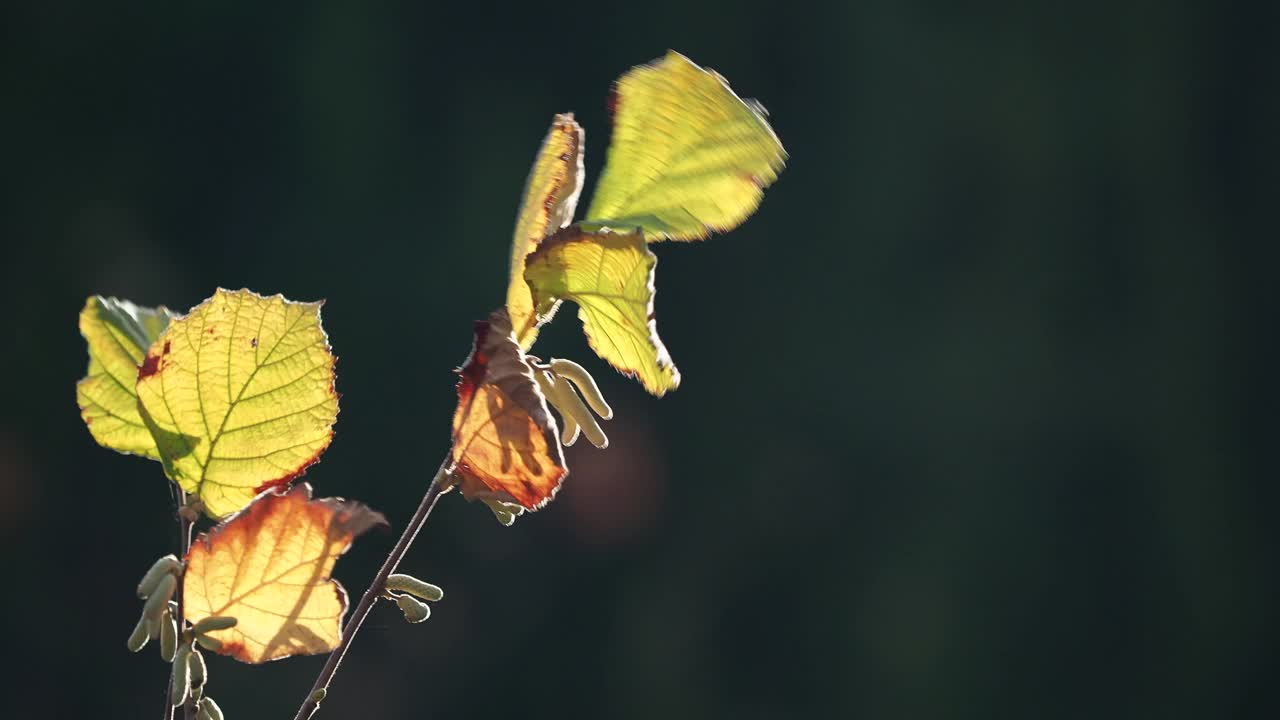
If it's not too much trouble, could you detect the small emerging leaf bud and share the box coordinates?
[195,634,222,652]
[386,574,444,602]
[127,614,151,652]
[396,594,431,623]
[137,555,180,598]
[192,616,238,635]
[550,359,613,419]
[312,688,327,703]
[170,643,191,706]
[143,574,177,624]
[159,603,178,662]
[197,696,224,720]
[188,647,206,691]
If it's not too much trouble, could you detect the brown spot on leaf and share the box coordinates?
[138,340,170,380]
[138,352,161,380]
[219,640,246,659]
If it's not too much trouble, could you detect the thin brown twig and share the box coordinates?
[162,492,195,720]
[292,457,453,720]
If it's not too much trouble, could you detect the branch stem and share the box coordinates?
[163,493,195,720]
[292,457,453,720]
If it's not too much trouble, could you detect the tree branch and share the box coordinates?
[293,457,453,720]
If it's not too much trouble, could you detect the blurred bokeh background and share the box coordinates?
[2,1,1276,718]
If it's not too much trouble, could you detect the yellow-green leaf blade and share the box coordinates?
[135,289,339,518]
[507,113,585,349]
[524,227,680,396]
[584,50,786,241]
[77,296,175,459]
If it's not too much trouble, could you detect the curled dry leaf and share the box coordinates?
[507,114,585,349]
[451,308,567,510]
[183,483,386,664]
[135,288,340,518]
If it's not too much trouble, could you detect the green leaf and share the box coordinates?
[584,50,786,241]
[135,289,339,518]
[77,296,176,459]
[523,226,680,396]
[506,114,585,349]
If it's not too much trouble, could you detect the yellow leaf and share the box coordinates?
[585,51,786,240]
[524,226,679,396]
[183,483,385,664]
[506,114,585,349]
[77,296,175,459]
[135,288,339,518]
[451,308,567,510]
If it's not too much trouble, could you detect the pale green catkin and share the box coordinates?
[396,594,431,623]
[159,604,178,662]
[385,574,444,602]
[142,574,177,625]
[197,696,224,720]
[170,644,191,706]
[550,359,613,419]
[136,555,180,599]
[192,616,238,635]
[126,614,151,653]
[195,634,222,652]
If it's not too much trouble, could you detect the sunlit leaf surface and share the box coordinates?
[507,114,585,349]
[135,289,339,518]
[524,226,678,396]
[183,483,385,664]
[451,308,567,510]
[77,296,175,459]
[585,51,786,240]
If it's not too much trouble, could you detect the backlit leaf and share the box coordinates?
[77,296,175,459]
[585,50,786,240]
[524,226,679,396]
[451,308,567,510]
[183,483,385,664]
[135,288,339,518]
[506,113,585,349]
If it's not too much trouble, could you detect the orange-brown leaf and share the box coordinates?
[183,483,385,664]
[451,308,567,510]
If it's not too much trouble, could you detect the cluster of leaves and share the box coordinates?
[77,50,783,717]
[452,50,786,513]
[78,290,386,654]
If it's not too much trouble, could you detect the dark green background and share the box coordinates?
[2,1,1275,718]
